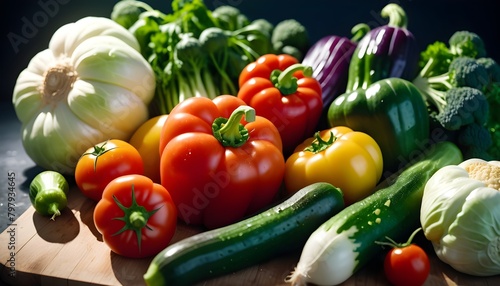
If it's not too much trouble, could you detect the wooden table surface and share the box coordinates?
[1,183,500,286]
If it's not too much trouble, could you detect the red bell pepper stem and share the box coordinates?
[271,63,313,95]
[213,105,256,147]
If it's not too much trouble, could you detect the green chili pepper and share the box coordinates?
[29,171,69,220]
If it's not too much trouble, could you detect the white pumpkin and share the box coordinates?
[12,16,156,174]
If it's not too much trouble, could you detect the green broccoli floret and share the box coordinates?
[475,57,500,159]
[417,30,487,79]
[418,41,454,77]
[271,19,309,60]
[413,57,490,128]
[478,57,500,82]
[449,30,487,58]
[417,56,489,92]
[434,87,489,130]
[111,0,154,29]
[477,57,500,102]
[212,5,249,31]
[251,19,274,39]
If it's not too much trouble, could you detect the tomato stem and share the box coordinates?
[212,105,255,147]
[82,140,117,171]
[112,184,161,253]
[129,211,148,228]
[304,131,336,153]
[375,227,423,248]
[271,63,313,95]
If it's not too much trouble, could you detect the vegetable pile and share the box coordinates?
[12,1,500,286]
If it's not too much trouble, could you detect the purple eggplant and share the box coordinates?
[302,24,369,112]
[346,3,419,92]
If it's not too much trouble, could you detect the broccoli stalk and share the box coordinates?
[424,57,489,91]
[175,33,217,99]
[198,27,237,95]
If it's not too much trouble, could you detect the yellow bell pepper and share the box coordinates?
[284,126,383,205]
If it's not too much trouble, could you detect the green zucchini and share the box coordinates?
[143,182,344,286]
[286,141,463,286]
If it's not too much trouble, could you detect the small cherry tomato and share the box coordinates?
[129,115,168,183]
[378,228,430,286]
[93,174,177,258]
[75,139,144,201]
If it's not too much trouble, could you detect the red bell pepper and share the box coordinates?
[237,54,323,156]
[158,95,285,229]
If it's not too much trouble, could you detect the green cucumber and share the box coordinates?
[143,182,344,286]
[286,141,463,286]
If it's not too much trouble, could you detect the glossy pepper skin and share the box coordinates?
[237,54,323,156]
[346,3,418,92]
[158,95,285,229]
[327,78,429,175]
[285,126,383,205]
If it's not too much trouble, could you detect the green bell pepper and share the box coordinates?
[327,77,429,175]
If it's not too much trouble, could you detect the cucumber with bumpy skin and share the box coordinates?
[143,182,344,286]
[286,141,463,286]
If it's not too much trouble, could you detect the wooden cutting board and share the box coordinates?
[1,185,499,286]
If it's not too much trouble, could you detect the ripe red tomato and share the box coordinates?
[75,139,144,201]
[93,174,177,258]
[381,229,430,286]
